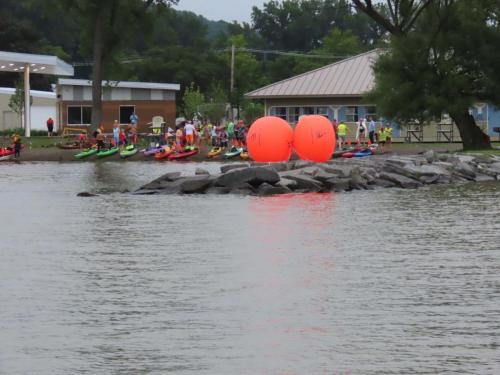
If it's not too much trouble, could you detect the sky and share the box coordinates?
[174,0,267,23]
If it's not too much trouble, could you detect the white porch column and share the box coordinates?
[24,64,31,137]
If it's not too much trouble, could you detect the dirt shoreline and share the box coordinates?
[3,144,458,163]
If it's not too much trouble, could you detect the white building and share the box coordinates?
[0,87,57,132]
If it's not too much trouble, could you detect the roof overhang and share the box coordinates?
[0,51,74,76]
[244,94,364,100]
[58,78,180,91]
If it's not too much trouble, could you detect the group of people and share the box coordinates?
[334,116,393,152]
[172,119,248,151]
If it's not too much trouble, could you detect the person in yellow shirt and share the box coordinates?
[378,127,387,153]
[337,121,348,150]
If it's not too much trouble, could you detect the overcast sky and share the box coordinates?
[174,0,267,23]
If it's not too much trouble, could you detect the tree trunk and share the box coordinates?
[90,11,105,133]
[450,111,491,151]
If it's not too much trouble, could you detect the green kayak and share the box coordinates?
[97,147,120,158]
[74,148,98,159]
[120,145,138,158]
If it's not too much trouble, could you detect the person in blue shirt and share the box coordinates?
[130,112,138,126]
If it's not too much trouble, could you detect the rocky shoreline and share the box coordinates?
[133,151,500,196]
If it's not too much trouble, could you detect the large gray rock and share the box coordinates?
[277,177,299,190]
[350,174,369,190]
[258,183,292,196]
[262,163,289,173]
[195,167,210,175]
[321,164,353,178]
[424,150,436,163]
[373,178,397,188]
[313,170,340,184]
[139,172,182,190]
[280,172,323,191]
[378,172,422,189]
[180,176,213,194]
[290,160,314,170]
[215,167,280,188]
[326,178,352,192]
[77,192,97,197]
[299,166,321,177]
[156,178,189,194]
[230,183,256,195]
[452,161,476,180]
[220,163,249,174]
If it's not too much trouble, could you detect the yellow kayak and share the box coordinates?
[208,147,223,158]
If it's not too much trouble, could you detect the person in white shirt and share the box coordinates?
[356,118,367,147]
[184,121,196,146]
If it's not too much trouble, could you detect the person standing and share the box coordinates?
[368,116,376,144]
[337,121,348,150]
[184,121,196,146]
[12,133,22,158]
[378,127,386,154]
[113,120,120,148]
[46,117,54,137]
[356,118,367,147]
[96,126,105,152]
[227,120,235,141]
[130,112,138,126]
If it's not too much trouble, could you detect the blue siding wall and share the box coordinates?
[487,105,500,136]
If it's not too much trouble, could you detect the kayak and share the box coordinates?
[143,146,163,156]
[154,146,173,160]
[120,145,138,158]
[341,152,355,158]
[97,147,119,158]
[207,147,223,158]
[168,149,199,160]
[240,149,250,160]
[224,147,242,158]
[354,149,373,158]
[332,148,355,158]
[74,148,98,159]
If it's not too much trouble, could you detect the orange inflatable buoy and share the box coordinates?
[293,115,336,162]
[247,116,294,162]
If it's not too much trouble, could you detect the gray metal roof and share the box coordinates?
[245,49,381,99]
[0,51,74,76]
[58,78,180,91]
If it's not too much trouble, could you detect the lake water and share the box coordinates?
[1,162,499,374]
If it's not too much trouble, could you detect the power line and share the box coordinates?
[72,48,351,66]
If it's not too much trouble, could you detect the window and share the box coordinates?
[302,107,315,115]
[273,107,287,120]
[345,106,358,122]
[120,106,136,124]
[364,106,377,121]
[316,107,328,116]
[67,106,92,125]
[288,107,300,124]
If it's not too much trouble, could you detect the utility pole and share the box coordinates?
[230,44,235,120]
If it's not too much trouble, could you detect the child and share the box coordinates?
[119,128,127,150]
[176,127,184,151]
[12,133,22,159]
[79,132,87,148]
[378,127,386,154]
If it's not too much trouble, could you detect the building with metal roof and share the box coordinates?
[245,49,500,142]
[245,50,381,133]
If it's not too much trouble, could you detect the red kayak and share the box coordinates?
[154,146,173,161]
[0,144,23,157]
[168,149,199,160]
[341,152,355,158]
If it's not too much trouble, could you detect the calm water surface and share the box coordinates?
[1,162,499,374]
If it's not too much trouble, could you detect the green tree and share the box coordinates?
[8,79,26,128]
[241,100,264,125]
[49,0,178,131]
[357,0,495,150]
[200,84,228,122]
[183,83,205,120]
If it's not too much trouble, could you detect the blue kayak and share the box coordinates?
[353,149,373,157]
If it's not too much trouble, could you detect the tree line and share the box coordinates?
[0,0,498,149]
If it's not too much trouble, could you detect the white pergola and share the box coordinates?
[0,51,74,137]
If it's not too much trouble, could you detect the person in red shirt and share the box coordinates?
[46,117,54,137]
[119,128,127,150]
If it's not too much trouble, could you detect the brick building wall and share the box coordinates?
[60,100,176,133]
